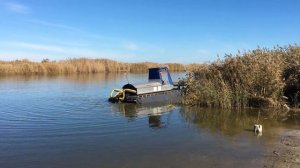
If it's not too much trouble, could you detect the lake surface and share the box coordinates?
[0,73,299,168]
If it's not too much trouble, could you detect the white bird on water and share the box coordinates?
[254,111,263,135]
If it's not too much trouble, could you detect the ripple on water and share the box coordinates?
[0,74,299,168]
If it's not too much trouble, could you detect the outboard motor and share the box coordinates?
[108,84,137,103]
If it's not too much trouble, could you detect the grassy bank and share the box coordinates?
[182,45,300,108]
[0,58,186,75]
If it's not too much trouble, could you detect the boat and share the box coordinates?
[108,67,184,103]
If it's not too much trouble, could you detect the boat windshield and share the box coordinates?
[160,71,170,85]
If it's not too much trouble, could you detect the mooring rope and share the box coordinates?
[110,89,137,101]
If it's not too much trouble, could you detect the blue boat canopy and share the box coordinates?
[148,67,173,85]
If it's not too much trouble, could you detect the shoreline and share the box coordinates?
[264,130,300,168]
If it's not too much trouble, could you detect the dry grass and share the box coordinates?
[182,45,300,108]
[0,58,186,75]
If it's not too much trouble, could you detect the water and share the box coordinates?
[0,73,299,168]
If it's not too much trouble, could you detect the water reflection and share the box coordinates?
[1,73,300,168]
[180,107,300,138]
[111,103,177,128]
[0,73,120,83]
[180,107,253,136]
[111,102,300,135]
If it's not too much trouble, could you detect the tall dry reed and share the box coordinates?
[182,45,300,108]
[0,58,186,75]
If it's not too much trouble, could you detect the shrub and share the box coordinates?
[183,45,300,108]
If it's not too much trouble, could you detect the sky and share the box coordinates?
[0,0,299,63]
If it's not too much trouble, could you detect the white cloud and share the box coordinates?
[196,49,210,55]
[26,19,166,56]
[3,2,29,13]
[0,51,128,62]
[0,41,142,61]
[0,52,58,61]
[27,20,81,31]
[9,42,99,56]
[27,19,119,42]
[123,41,139,51]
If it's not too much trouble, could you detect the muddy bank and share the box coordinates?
[264,130,300,168]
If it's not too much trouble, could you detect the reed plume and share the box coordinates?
[0,58,186,75]
[183,45,300,108]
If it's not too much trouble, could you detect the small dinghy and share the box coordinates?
[108,67,184,103]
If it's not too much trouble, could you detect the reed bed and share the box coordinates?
[0,58,186,75]
[182,45,300,108]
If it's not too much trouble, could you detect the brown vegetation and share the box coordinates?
[0,58,186,75]
[182,45,300,108]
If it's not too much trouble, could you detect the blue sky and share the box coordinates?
[0,0,299,63]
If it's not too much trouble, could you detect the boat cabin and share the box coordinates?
[148,67,173,85]
[123,67,174,95]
